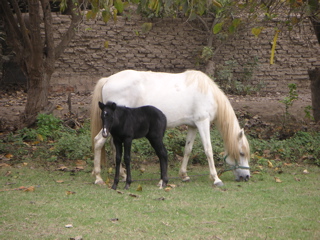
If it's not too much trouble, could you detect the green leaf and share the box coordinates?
[232,18,241,28]
[213,22,223,34]
[104,41,109,48]
[270,30,280,64]
[141,22,153,33]
[114,0,124,13]
[86,10,93,20]
[251,27,263,37]
[113,9,118,22]
[228,25,235,33]
[59,0,67,12]
[102,10,111,23]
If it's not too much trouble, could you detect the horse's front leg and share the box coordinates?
[196,120,223,187]
[111,141,123,190]
[123,139,132,190]
[93,130,107,185]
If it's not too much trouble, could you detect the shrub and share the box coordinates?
[36,114,62,140]
[53,132,92,160]
[250,131,320,166]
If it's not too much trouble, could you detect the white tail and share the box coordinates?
[90,77,109,166]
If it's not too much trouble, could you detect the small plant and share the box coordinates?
[200,46,214,62]
[279,83,298,124]
[304,105,314,121]
[53,132,92,160]
[36,114,62,139]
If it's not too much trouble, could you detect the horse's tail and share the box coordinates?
[91,77,109,166]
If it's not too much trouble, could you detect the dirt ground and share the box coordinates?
[0,87,317,134]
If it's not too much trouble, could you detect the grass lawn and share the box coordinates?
[0,163,319,240]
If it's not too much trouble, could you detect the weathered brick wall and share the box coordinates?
[51,13,320,94]
[51,14,207,92]
[213,21,320,94]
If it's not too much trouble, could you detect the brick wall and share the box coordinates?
[49,14,320,94]
[51,14,207,92]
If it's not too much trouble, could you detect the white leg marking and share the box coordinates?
[93,130,107,185]
[157,179,163,189]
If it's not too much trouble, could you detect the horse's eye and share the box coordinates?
[240,152,245,157]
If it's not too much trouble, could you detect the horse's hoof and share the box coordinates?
[214,181,224,187]
[157,180,163,187]
[182,176,190,182]
[95,179,106,185]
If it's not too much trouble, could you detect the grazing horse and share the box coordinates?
[99,101,168,190]
[91,70,250,187]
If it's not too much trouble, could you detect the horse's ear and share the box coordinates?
[98,101,104,110]
[111,102,117,110]
[238,128,244,140]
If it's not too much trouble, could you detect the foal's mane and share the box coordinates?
[185,70,244,161]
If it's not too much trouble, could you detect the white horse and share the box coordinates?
[91,70,250,186]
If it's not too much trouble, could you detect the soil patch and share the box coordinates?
[0,88,317,136]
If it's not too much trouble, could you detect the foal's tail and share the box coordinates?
[91,77,109,166]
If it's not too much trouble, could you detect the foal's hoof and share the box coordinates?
[94,179,106,185]
[182,176,190,182]
[213,181,224,187]
[157,180,163,188]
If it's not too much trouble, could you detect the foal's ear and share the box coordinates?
[111,102,117,110]
[98,101,104,110]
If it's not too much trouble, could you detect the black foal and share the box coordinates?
[99,101,168,190]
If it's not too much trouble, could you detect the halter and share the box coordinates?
[218,154,250,177]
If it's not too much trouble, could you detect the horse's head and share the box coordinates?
[224,129,251,182]
[98,101,117,138]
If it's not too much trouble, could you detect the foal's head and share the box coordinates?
[99,101,117,138]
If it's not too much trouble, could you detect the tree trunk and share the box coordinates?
[21,68,54,127]
[308,67,320,123]
[309,0,320,44]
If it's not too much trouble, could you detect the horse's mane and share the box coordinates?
[185,70,246,161]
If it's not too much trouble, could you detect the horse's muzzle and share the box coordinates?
[102,128,109,138]
[236,175,250,182]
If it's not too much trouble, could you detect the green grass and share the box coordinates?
[1,163,319,239]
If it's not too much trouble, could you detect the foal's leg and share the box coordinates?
[123,139,133,190]
[148,137,169,189]
[93,130,107,185]
[196,119,223,186]
[110,138,127,181]
[111,141,123,190]
[179,127,197,181]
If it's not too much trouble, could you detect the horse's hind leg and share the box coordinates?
[148,137,169,189]
[93,130,107,185]
[179,127,197,181]
[123,139,133,190]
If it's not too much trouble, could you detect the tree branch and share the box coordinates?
[9,0,32,50]
[308,0,320,44]
[28,0,43,70]
[40,0,55,70]
[0,0,21,36]
[54,0,82,60]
